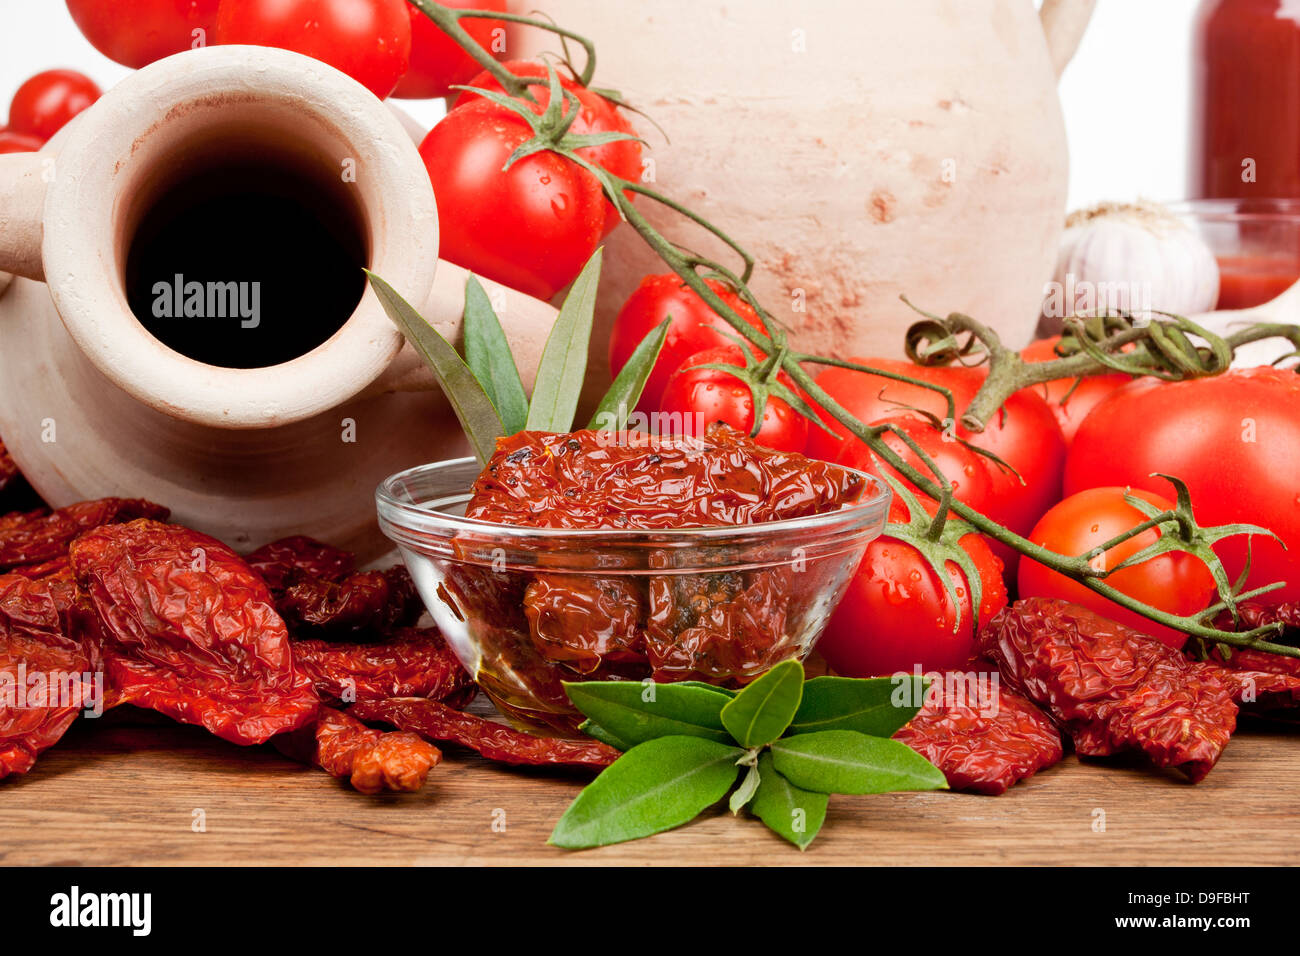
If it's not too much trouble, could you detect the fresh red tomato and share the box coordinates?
[818,495,1007,677]
[392,0,506,99]
[1065,367,1300,605]
[457,60,641,235]
[1019,486,1217,648]
[0,130,44,154]
[7,70,101,142]
[67,0,220,69]
[418,97,605,300]
[839,414,998,518]
[610,274,767,411]
[1021,336,1131,443]
[658,346,807,452]
[806,357,1066,539]
[215,0,411,99]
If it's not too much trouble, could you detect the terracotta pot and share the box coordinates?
[0,45,556,559]
[512,0,1092,383]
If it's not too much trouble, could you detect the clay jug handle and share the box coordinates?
[1039,0,1095,79]
[368,261,559,396]
[0,152,48,284]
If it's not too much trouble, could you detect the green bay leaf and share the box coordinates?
[578,719,633,751]
[549,736,743,849]
[564,681,731,747]
[770,730,948,795]
[588,317,670,431]
[526,247,603,432]
[462,275,529,435]
[729,762,761,814]
[720,659,804,748]
[750,752,828,850]
[788,675,925,738]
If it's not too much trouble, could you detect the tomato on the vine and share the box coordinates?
[1018,486,1217,649]
[817,495,1007,677]
[1065,366,1300,605]
[457,60,641,235]
[67,0,220,69]
[7,70,101,142]
[609,274,767,410]
[393,0,506,99]
[658,346,807,453]
[418,97,605,300]
[0,130,43,154]
[1021,336,1131,443]
[806,357,1066,538]
[214,0,411,100]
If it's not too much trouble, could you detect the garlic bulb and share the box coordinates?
[1039,200,1220,335]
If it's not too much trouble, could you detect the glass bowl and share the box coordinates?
[1168,198,1300,310]
[376,457,892,735]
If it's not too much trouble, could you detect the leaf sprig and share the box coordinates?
[551,661,947,850]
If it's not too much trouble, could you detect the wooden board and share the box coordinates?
[2,718,1298,866]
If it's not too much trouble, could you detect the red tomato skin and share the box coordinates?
[7,70,101,142]
[1021,336,1131,443]
[807,357,1066,538]
[393,0,506,99]
[659,346,808,453]
[67,0,220,69]
[457,60,641,235]
[418,99,604,300]
[609,274,767,411]
[215,0,412,100]
[0,130,44,154]
[1018,487,1217,649]
[818,498,1007,677]
[1066,368,1300,605]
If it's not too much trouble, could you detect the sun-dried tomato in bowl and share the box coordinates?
[376,424,891,733]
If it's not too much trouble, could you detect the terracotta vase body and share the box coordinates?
[513,0,1090,383]
[0,45,557,559]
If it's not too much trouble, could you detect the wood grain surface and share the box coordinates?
[2,716,1297,866]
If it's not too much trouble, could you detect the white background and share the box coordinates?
[0,0,1200,211]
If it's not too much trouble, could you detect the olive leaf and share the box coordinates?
[549,736,743,849]
[564,681,731,747]
[526,247,604,432]
[577,720,633,751]
[719,659,804,748]
[674,682,736,698]
[463,275,529,435]
[366,271,505,463]
[788,675,925,738]
[588,318,671,431]
[770,730,948,795]
[749,752,827,850]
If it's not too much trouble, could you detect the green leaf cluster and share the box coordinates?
[551,662,946,851]
[365,250,668,462]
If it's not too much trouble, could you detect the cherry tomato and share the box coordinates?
[67,0,220,69]
[1018,486,1217,649]
[818,495,1007,677]
[0,130,44,154]
[418,98,604,300]
[1065,366,1300,605]
[806,357,1066,538]
[1021,336,1131,443]
[610,274,767,411]
[659,346,807,453]
[7,70,101,142]
[457,60,641,235]
[392,0,506,99]
[215,0,411,100]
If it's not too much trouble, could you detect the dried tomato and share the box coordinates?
[523,575,647,674]
[69,519,318,745]
[349,697,620,768]
[247,535,356,590]
[981,599,1237,782]
[0,498,170,571]
[0,573,102,779]
[277,706,441,795]
[292,627,472,705]
[894,678,1063,795]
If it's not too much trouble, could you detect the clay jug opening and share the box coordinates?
[121,136,369,370]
